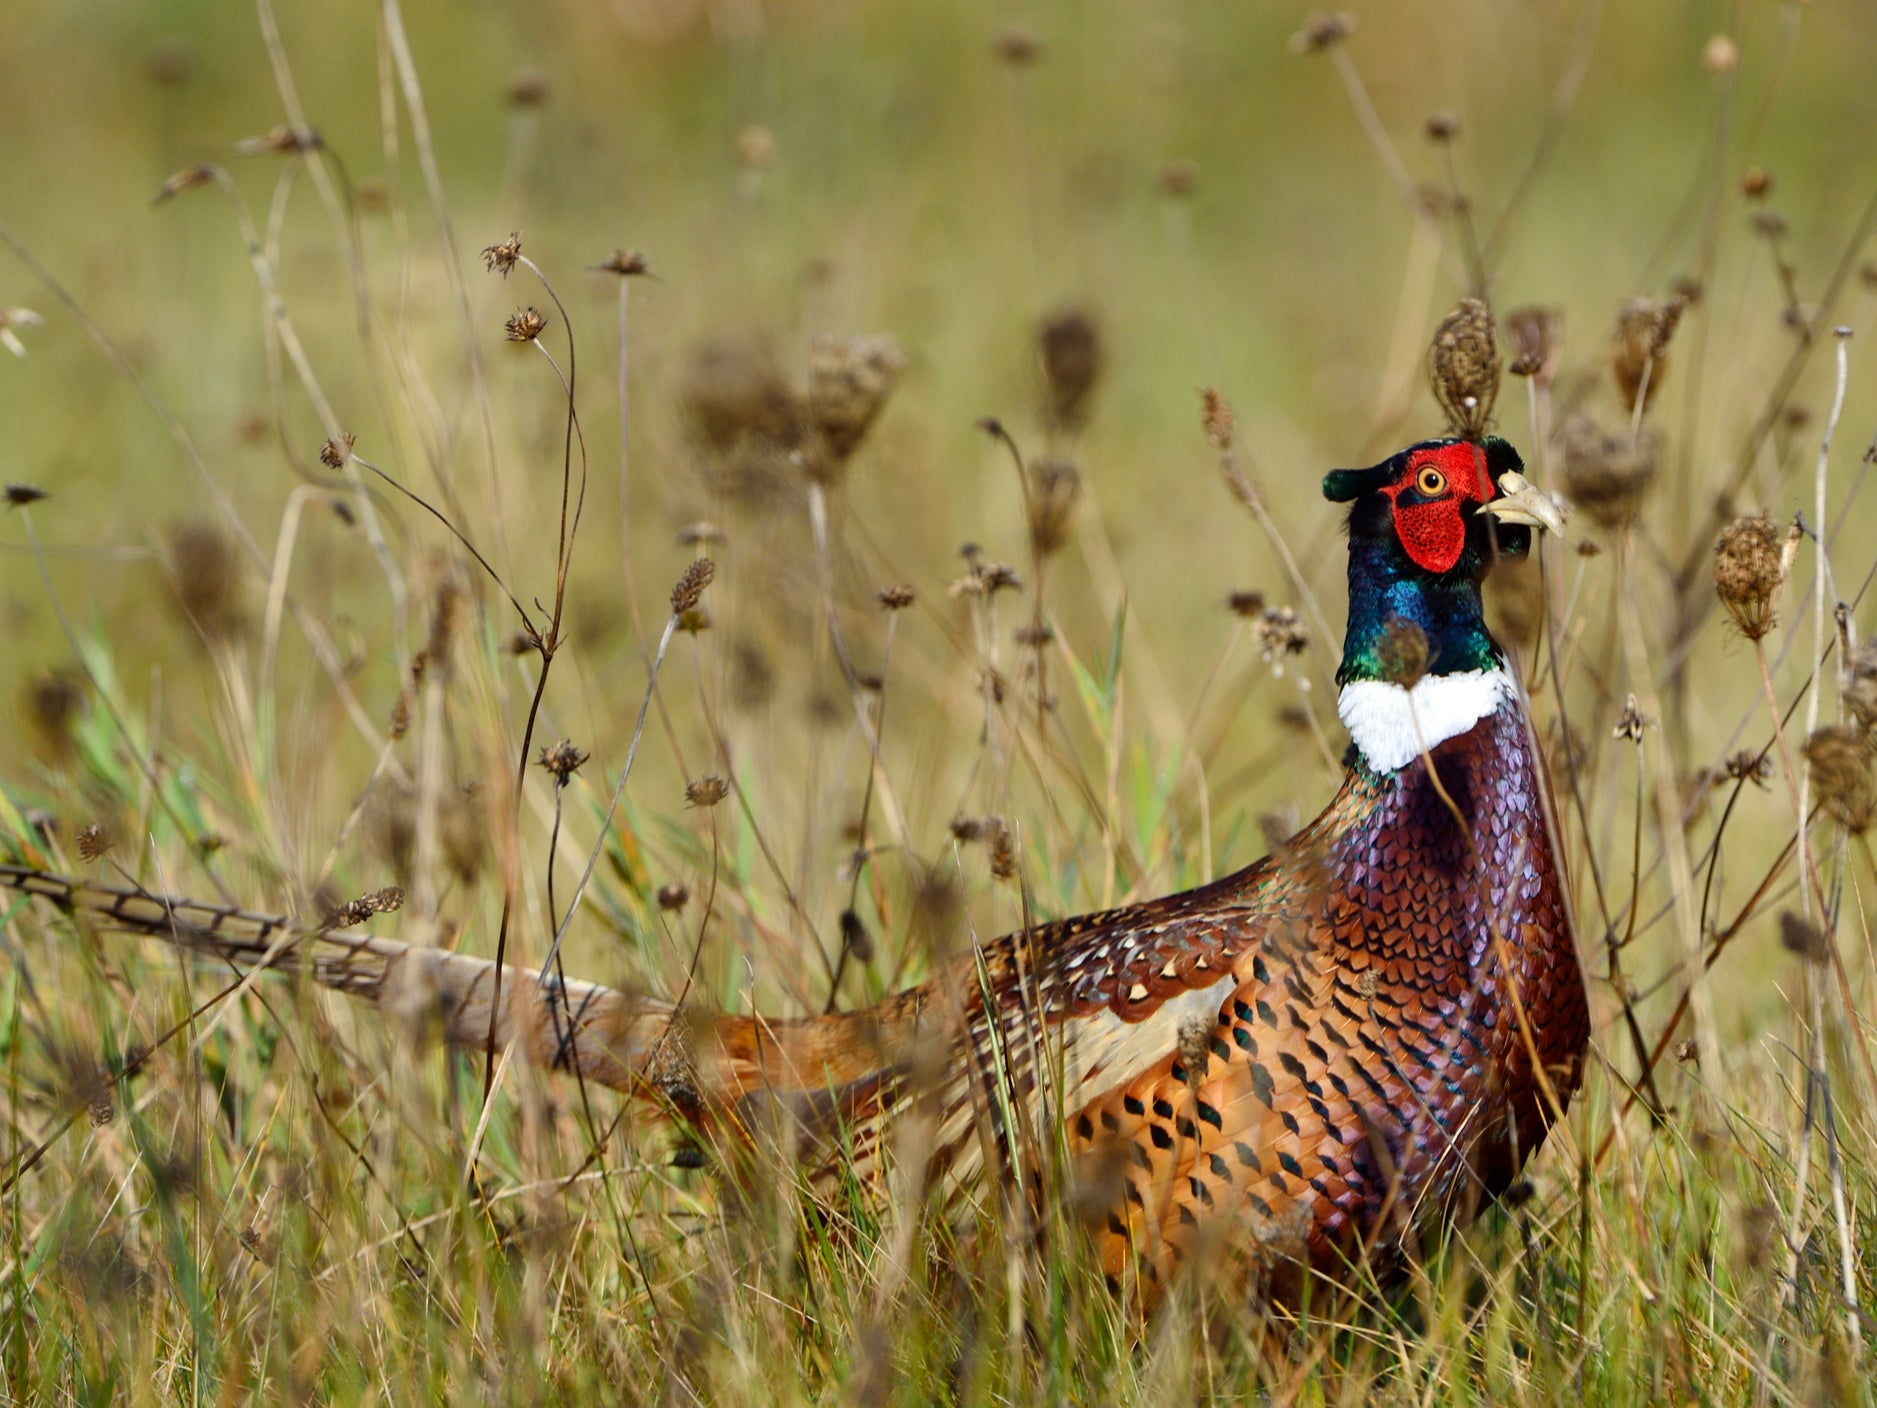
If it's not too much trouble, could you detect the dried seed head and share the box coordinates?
[948,814,1003,845]
[76,823,112,861]
[1722,749,1772,788]
[595,249,650,277]
[4,483,49,507]
[168,521,247,640]
[1701,33,1739,75]
[656,881,690,913]
[318,432,355,469]
[154,163,216,205]
[1291,12,1355,52]
[989,827,1018,881]
[1556,411,1659,530]
[876,584,917,611]
[323,887,406,930]
[505,306,547,342]
[1714,512,1795,641]
[806,334,906,477]
[505,68,550,108]
[1429,297,1500,438]
[838,908,874,963]
[1227,589,1266,618]
[1423,111,1460,143]
[678,339,805,458]
[947,562,1022,597]
[1612,296,1684,413]
[1806,725,1877,832]
[482,234,522,276]
[685,775,730,808]
[1038,309,1105,434]
[1503,306,1563,383]
[994,26,1043,65]
[1156,160,1198,198]
[1740,167,1773,201]
[1612,694,1650,742]
[1252,606,1309,663]
[1200,386,1234,450]
[1778,910,1830,964]
[1843,637,1877,732]
[1026,457,1083,557]
[537,739,589,786]
[670,558,716,615]
[1375,618,1429,689]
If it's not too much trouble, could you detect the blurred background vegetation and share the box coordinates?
[2,0,1876,1399]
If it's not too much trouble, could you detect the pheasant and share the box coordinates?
[0,435,1586,1309]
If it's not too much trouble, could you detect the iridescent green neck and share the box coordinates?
[1336,531,1502,686]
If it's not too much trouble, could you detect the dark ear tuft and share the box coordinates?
[1323,457,1399,503]
[1482,436,1524,484]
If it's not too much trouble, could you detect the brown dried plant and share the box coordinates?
[1025,457,1083,557]
[1805,726,1877,833]
[806,334,906,480]
[1503,306,1563,385]
[1555,410,1658,531]
[1611,296,1684,413]
[1713,513,1796,642]
[1038,309,1105,434]
[1429,297,1500,438]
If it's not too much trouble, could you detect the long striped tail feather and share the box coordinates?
[0,863,925,1141]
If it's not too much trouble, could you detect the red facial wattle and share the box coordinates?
[1382,441,1491,574]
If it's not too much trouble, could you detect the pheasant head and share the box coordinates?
[1324,437,1562,772]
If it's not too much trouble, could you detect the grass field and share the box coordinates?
[2,0,1876,1401]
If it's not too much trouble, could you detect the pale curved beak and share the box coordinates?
[1481,470,1568,536]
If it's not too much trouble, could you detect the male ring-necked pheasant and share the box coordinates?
[0,435,1587,1308]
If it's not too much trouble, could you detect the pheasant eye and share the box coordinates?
[1415,465,1448,496]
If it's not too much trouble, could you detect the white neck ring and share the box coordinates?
[1336,667,1513,773]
